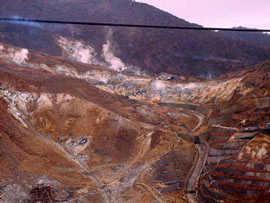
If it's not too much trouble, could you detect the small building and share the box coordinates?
[30,184,54,203]
[158,72,179,81]
[235,133,257,140]
[262,123,270,134]
[241,126,259,132]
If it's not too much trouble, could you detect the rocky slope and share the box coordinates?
[0,42,270,202]
[0,44,197,202]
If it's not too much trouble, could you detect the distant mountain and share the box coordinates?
[219,27,270,47]
[0,0,269,78]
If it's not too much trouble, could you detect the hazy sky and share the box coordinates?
[137,0,270,29]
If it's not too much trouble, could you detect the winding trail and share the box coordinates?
[157,102,209,132]
[212,124,239,131]
[185,138,209,203]
[105,132,153,185]
[136,183,166,203]
[190,110,205,132]
[157,102,210,202]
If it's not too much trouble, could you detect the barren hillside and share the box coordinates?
[0,43,270,202]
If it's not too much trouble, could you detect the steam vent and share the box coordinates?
[0,0,270,202]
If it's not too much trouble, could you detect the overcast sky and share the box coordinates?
[137,0,270,29]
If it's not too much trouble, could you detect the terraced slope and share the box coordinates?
[199,133,270,202]
[151,148,194,194]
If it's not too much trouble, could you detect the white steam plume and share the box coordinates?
[102,28,127,72]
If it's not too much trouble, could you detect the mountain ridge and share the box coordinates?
[0,0,269,78]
